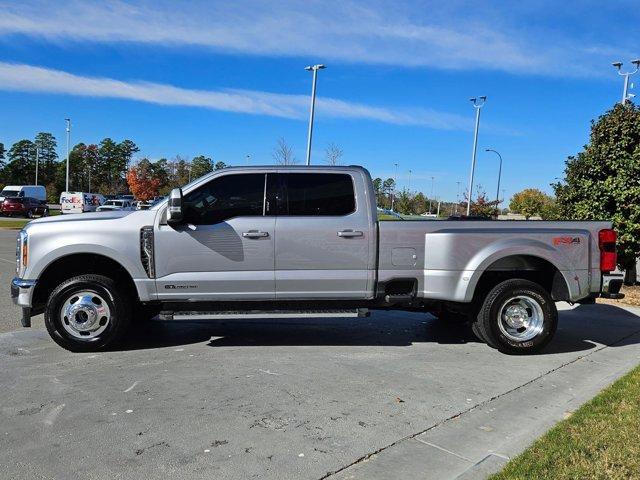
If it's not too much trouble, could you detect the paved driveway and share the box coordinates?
[1,229,639,479]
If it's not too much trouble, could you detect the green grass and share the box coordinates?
[0,219,31,229]
[490,365,640,480]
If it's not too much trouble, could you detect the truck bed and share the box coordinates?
[377,220,611,303]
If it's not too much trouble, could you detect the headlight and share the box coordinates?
[16,230,27,277]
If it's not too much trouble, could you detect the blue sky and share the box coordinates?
[0,0,637,203]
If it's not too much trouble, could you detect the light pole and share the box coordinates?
[391,162,399,211]
[455,181,461,214]
[304,64,326,165]
[408,169,412,193]
[429,176,435,213]
[466,96,487,216]
[612,60,640,103]
[65,118,71,192]
[246,154,251,165]
[32,146,39,185]
[485,148,503,215]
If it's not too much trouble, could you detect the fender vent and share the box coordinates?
[140,226,155,278]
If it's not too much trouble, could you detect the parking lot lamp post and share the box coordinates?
[466,96,486,216]
[485,148,503,215]
[429,176,435,213]
[33,146,39,185]
[612,60,640,103]
[304,64,326,166]
[408,169,412,193]
[391,162,398,211]
[65,118,71,192]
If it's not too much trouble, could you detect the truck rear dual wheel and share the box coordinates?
[44,274,132,352]
[473,279,557,354]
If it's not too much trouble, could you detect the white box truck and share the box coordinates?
[0,185,46,202]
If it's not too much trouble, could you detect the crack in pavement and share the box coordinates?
[319,326,640,479]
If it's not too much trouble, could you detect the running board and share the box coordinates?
[159,308,370,321]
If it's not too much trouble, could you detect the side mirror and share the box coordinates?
[167,188,184,225]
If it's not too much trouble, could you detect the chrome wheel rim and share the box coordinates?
[60,290,111,339]
[498,295,544,342]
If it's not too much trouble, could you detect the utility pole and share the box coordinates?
[304,64,326,165]
[612,60,640,103]
[65,118,71,192]
[466,96,486,216]
[485,148,503,216]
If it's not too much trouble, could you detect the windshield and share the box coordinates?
[1,190,20,197]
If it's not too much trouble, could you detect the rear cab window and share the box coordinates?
[277,173,355,216]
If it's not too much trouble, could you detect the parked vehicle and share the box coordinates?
[1,197,48,218]
[0,185,46,203]
[96,199,136,212]
[12,166,623,354]
[60,192,105,214]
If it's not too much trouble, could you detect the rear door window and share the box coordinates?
[279,173,355,216]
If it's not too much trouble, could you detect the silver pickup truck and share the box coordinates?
[12,166,624,354]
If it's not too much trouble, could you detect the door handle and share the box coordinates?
[337,230,364,238]
[242,231,269,238]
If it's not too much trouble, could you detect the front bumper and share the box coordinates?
[11,278,37,327]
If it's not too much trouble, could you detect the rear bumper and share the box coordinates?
[600,273,624,299]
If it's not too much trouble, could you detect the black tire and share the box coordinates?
[44,274,132,352]
[41,208,49,217]
[26,210,34,219]
[473,279,557,354]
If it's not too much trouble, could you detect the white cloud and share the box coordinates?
[0,62,474,130]
[0,0,633,76]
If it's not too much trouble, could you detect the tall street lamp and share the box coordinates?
[429,176,435,213]
[408,169,412,192]
[32,145,39,185]
[466,96,486,216]
[304,64,326,165]
[612,60,640,103]
[391,162,399,211]
[65,118,71,192]
[485,148,503,215]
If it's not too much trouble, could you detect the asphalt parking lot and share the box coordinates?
[1,229,640,479]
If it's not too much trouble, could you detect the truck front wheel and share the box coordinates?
[473,279,557,354]
[44,274,132,352]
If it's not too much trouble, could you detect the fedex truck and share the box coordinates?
[60,192,105,214]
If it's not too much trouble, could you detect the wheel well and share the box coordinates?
[32,253,138,310]
[473,255,569,304]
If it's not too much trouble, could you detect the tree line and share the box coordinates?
[0,133,225,202]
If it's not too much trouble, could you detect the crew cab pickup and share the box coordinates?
[12,166,624,354]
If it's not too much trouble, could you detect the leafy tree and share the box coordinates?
[5,139,36,185]
[0,142,5,169]
[554,103,640,282]
[461,186,500,218]
[325,143,343,166]
[33,132,58,186]
[190,155,214,180]
[510,188,558,219]
[214,161,227,170]
[127,159,161,201]
[273,138,296,165]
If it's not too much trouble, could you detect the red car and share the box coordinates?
[1,197,49,218]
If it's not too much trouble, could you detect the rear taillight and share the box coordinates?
[598,229,617,273]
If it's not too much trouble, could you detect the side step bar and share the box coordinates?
[159,308,370,321]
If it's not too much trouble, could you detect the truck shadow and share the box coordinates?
[120,304,640,355]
